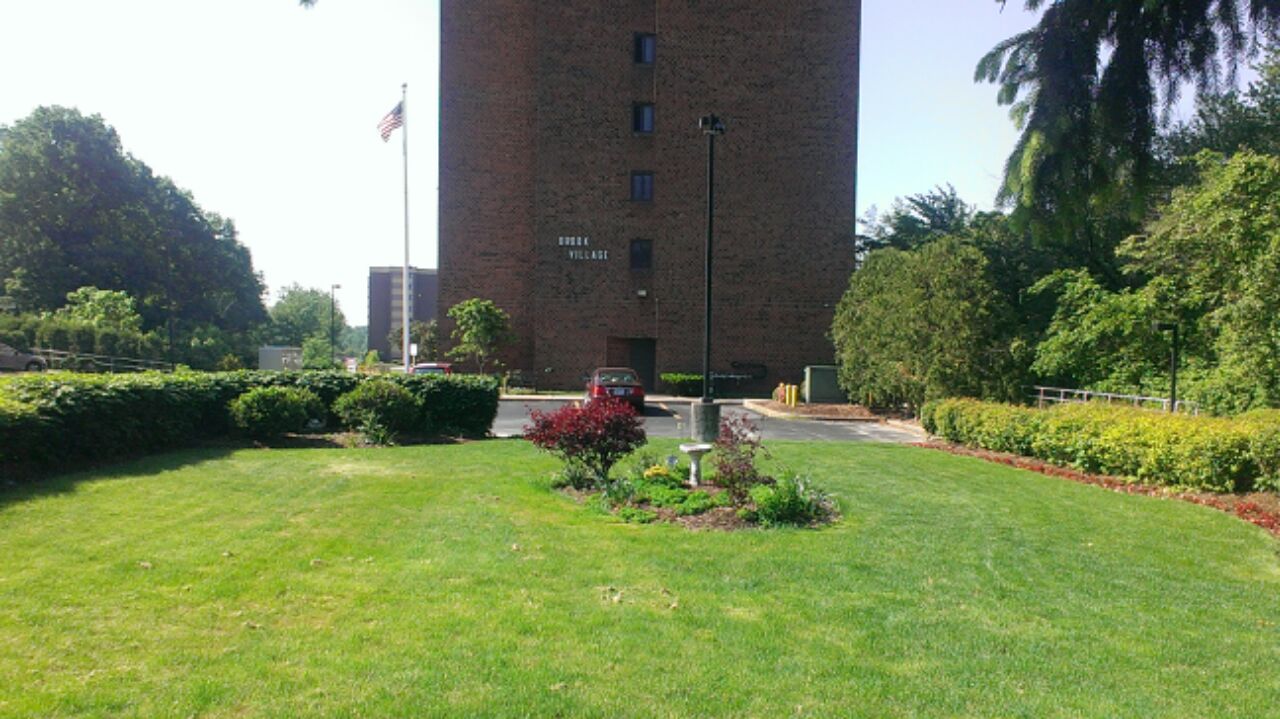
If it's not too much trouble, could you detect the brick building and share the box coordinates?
[367,266,438,361]
[439,1,861,392]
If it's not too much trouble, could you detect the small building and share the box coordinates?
[258,346,302,371]
[367,266,439,361]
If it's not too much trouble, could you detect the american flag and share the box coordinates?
[378,102,404,142]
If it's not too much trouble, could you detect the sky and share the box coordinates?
[0,1,1189,324]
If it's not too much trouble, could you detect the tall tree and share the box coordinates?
[54,287,143,332]
[1160,45,1280,165]
[831,238,1022,410]
[0,107,268,329]
[446,299,513,374]
[976,0,1280,271]
[857,184,974,254]
[268,284,346,347]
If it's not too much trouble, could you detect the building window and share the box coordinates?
[632,103,655,134]
[630,172,654,202]
[634,33,656,65]
[630,239,653,271]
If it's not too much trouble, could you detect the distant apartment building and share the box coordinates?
[438,0,862,392]
[367,266,439,360]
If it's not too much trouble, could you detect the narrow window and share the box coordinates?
[630,239,653,271]
[630,172,654,202]
[632,103,655,134]
[634,33,656,65]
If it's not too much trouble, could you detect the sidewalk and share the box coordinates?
[742,399,928,436]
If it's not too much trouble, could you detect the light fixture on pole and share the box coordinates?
[690,113,726,441]
[330,284,341,367]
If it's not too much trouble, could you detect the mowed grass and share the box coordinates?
[1,441,1278,718]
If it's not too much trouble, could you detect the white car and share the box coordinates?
[0,342,47,372]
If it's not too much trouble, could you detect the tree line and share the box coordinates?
[834,7,1280,416]
[0,107,374,369]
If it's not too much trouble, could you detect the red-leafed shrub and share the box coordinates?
[714,412,772,505]
[525,398,647,487]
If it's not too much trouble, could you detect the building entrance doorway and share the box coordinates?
[607,337,656,391]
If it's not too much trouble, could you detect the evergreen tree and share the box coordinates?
[977,0,1280,273]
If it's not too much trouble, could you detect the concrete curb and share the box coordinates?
[883,419,929,437]
[500,394,745,404]
[741,399,884,422]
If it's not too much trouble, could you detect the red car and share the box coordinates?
[410,362,453,376]
[585,367,645,412]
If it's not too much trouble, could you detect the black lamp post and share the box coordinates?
[1153,321,1179,412]
[330,283,341,367]
[699,114,725,404]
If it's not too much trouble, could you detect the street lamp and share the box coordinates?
[691,114,726,441]
[1152,321,1179,412]
[330,284,341,367]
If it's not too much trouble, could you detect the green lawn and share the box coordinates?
[1,440,1277,717]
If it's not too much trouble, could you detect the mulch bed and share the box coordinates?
[915,441,1280,537]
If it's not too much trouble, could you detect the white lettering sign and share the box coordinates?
[557,236,609,261]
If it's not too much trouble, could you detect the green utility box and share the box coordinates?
[803,365,846,404]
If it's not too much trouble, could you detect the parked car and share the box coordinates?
[584,367,645,412]
[0,342,47,372]
[410,362,453,376]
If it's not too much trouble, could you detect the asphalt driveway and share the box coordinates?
[494,399,923,443]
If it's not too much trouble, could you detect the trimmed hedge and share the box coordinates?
[0,370,499,477]
[334,381,422,436]
[921,398,1278,493]
[1238,410,1280,492]
[660,373,703,397]
[230,386,325,439]
[395,374,500,436]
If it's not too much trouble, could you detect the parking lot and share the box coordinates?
[493,398,924,443]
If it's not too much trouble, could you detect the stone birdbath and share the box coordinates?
[678,442,714,487]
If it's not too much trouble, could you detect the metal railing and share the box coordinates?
[1032,385,1198,415]
[33,348,173,374]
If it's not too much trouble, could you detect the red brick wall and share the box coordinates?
[440,0,861,393]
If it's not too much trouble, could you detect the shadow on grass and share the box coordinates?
[0,443,249,511]
[0,432,486,510]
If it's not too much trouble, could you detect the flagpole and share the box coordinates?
[401,83,411,373]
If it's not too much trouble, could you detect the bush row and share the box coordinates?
[0,370,499,475]
[921,399,1280,493]
[0,315,165,360]
[660,373,703,397]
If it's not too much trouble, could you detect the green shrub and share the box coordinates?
[94,327,121,356]
[0,370,500,478]
[1239,410,1280,491]
[929,398,1265,492]
[749,474,834,527]
[70,324,96,354]
[228,386,324,440]
[393,374,499,436]
[333,380,422,444]
[920,400,941,434]
[0,395,44,465]
[37,321,71,352]
[551,461,597,491]
[617,507,658,524]
[672,490,718,516]
[660,373,703,397]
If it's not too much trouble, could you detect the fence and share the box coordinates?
[34,348,173,374]
[1031,385,1199,415]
